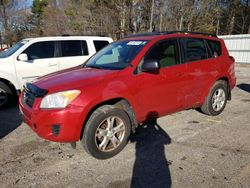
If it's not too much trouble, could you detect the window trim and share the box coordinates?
[204,39,214,58]
[55,41,61,58]
[81,40,89,56]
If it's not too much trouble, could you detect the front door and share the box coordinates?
[15,41,58,87]
[135,39,187,120]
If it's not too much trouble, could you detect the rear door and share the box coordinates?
[181,37,217,107]
[15,41,58,85]
[58,40,90,70]
[135,39,187,119]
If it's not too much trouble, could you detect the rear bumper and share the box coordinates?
[19,94,85,142]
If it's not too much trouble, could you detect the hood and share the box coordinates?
[33,66,119,92]
[0,56,9,62]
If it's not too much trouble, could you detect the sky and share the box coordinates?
[8,0,33,10]
[0,0,33,31]
[10,0,61,10]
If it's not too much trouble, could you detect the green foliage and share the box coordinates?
[30,0,48,36]
[32,0,48,15]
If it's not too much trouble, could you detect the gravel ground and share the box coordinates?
[0,64,249,188]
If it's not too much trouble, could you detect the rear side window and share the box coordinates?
[23,41,55,60]
[182,38,207,62]
[206,40,222,57]
[60,40,89,57]
[93,40,110,52]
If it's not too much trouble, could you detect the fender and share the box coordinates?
[201,74,231,103]
[74,77,139,139]
[0,72,20,91]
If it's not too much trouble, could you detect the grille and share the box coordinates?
[23,89,35,108]
[23,83,48,108]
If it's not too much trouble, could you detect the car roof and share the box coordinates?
[121,31,220,42]
[23,36,113,42]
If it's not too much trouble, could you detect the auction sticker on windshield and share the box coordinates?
[127,41,146,45]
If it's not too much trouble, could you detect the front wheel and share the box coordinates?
[0,81,13,109]
[81,105,131,159]
[201,80,228,116]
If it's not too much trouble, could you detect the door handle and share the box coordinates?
[48,63,58,67]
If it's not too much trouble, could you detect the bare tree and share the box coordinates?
[0,0,10,45]
[2,0,249,43]
[149,0,154,32]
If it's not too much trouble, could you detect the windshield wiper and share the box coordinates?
[85,65,103,69]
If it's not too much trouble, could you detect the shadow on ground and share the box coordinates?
[0,99,22,139]
[237,83,250,93]
[130,118,172,188]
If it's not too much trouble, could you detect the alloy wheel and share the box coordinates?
[212,88,226,111]
[95,116,126,152]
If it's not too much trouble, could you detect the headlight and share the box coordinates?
[40,90,81,109]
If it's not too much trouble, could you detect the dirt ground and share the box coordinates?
[0,64,250,188]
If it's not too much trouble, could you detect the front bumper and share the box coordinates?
[19,93,85,142]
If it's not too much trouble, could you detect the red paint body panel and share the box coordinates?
[19,93,87,142]
[135,63,188,119]
[19,33,236,142]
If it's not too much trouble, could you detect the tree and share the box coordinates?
[0,0,10,45]
[31,0,48,36]
[2,0,250,43]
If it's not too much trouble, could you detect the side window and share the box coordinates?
[206,40,222,57]
[93,40,110,52]
[144,39,179,68]
[60,40,89,57]
[22,41,55,60]
[182,38,207,62]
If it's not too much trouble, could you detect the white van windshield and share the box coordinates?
[0,40,29,58]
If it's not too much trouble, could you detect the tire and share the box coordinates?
[201,80,228,116]
[0,81,13,109]
[81,105,131,159]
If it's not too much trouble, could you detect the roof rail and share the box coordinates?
[165,31,217,37]
[124,31,217,38]
[124,32,161,38]
[61,34,107,37]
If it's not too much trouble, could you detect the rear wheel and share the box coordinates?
[201,80,228,116]
[81,105,131,159]
[0,81,13,109]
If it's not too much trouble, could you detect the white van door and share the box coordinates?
[15,41,59,86]
[57,40,91,70]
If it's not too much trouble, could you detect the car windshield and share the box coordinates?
[85,40,148,70]
[0,40,28,58]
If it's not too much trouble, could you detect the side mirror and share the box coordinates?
[18,53,28,61]
[141,60,160,74]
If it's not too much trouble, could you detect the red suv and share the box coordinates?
[19,31,236,159]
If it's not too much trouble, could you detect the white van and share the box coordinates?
[0,36,113,108]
